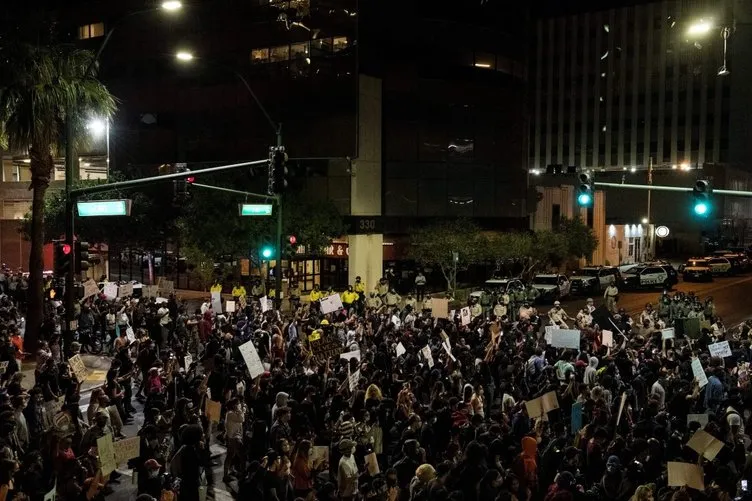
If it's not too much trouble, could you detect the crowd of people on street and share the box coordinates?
[0,270,751,501]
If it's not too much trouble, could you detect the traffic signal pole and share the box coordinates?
[594,181,752,197]
[63,158,269,351]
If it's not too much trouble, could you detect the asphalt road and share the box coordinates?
[558,273,752,327]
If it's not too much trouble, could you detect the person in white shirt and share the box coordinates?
[337,439,359,500]
[157,305,171,348]
[223,398,245,480]
[390,308,402,329]
[548,301,572,328]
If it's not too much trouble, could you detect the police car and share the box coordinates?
[621,264,678,290]
[681,258,713,282]
[531,274,571,301]
[706,256,733,275]
[470,278,525,299]
[569,266,621,295]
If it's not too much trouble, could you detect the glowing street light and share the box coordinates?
[175,51,194,62]
[87,118,107,138]
[161,0,183,11]
[687,19,713,36]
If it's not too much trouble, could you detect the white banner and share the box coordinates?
[320,294,344,314]
[103,282,118,299]
[82,279,99,300]
[691,358,708,387]
[260,296,271,313]
[340,350,361,362]
[550,329,581,350]
[118,283,134,298]
[602,330,613,347]
[239,340,265,379]
[460,307,471,326]
[211,291,222,312]
[708,341,732,358]
[661,328,675,340]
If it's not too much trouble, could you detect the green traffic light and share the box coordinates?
[694,202,709,215]
[261,247,273,259]
[577,193,592,206]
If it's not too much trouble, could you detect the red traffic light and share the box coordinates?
[289,235,297,245]
[61,244,71,255]
[186,176,195,184]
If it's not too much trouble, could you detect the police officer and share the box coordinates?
[526,284,541,305]
[603,279,619,313]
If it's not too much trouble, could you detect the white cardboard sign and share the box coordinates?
[708,341,732,358]
[239,340,265,379]
[320,294,344,314]
[550,329,581,350]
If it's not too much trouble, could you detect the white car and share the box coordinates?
[532,274,571,301]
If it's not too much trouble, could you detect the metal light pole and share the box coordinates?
[63,3,183,351]
[646,156,653,223]
[175,52,285,307]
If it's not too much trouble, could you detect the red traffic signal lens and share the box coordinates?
[186,176,195,184]
[289,235,297,245]
[61,244,72,255]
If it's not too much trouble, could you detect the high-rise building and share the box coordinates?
[530,0,752,254]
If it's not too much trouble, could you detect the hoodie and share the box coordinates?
[272,392,289,422]
[515,436,538,493]
[584,357,599,386]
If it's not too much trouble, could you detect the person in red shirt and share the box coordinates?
[9,328,26,363]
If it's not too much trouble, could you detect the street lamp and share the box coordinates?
[175,50,194,61]
[86,118,106,138]
[687,19,713,36]
[686,18,731,76]
[161,0,182,11]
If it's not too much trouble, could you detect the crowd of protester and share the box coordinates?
[0,272,750,501]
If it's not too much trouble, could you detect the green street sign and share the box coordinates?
[239,203,273,216]
[77,199,132,217]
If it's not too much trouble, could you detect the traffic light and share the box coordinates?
[577,172,594,207]
[173,165,192,201]
[261,245,274,259]
[54,242,72,277]
[75,241,90,274]
[692,179,712,216]
[268,146,288,194]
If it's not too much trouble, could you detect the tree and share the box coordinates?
[177,186,346,262]
[408,219,487,293]
[182,246,216,291]
[557,217,598,262]
[486,230,569,280]
[0,44,116,349]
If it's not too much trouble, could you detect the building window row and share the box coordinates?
[251,37,349,64]
[78,22,105,40]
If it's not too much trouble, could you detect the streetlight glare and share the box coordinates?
[687,20,712,36]
[176,51,194,62]
[161,0,182,11]
[87,118,106,138]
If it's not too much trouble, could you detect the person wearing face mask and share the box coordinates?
[138,459,164,499]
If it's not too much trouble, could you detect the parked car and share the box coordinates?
[531,274,571,302]
[470,278,526,299]
[622,264,678,290]
[681,258,713,282]
[569,266,621,295]
[706,256,733,275]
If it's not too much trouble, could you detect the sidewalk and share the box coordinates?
[20,353,111,393]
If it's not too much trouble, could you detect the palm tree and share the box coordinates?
[0,43,116,350]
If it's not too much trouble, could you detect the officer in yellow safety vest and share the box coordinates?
[353,276,366,313]
[342,286,359,312]
[232,283,247,301]
[309,284,323,302]
[210,281,222,294]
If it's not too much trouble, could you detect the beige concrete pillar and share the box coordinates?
[348,75,383,288]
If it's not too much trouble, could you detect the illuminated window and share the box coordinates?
[290,42,309,59]
[311,38,333,56]
[78,22,104,40]
[270,45,290,62]
[2,201,31,220]
[332,37,348,52]
[251,48,270,64]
